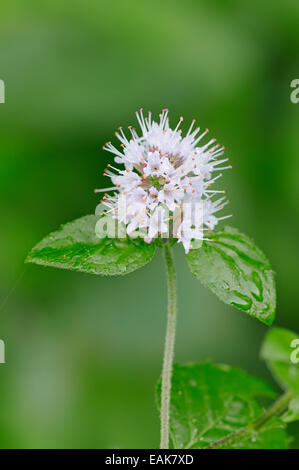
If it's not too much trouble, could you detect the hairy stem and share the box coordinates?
[160,244,177,449]
[206,390,293,449]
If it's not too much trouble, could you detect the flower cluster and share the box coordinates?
[95,109,231,252]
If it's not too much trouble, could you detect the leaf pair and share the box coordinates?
[160,327,299,449]
[26,215,276,325]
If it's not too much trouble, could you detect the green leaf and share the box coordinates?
[157,362,288,449]
[26,215,156,276]
[186,226,276,325]
[261,328,299,394]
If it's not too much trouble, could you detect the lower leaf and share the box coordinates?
[157,362,289,449]
[261,327,299,394]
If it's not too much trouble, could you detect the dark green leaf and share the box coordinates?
[261,328,299,394]
[26,215,156,276]
[186,226,276,325]
[157,362,288,449]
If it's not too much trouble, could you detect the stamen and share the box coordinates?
[186,119,196,137]
[217,214,232,221]
[94,187,117,193]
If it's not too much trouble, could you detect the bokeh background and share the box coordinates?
[0,0,298,448]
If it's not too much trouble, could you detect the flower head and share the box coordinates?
[95,109,231,252]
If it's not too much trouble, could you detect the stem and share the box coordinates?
[206,390,293,449]
[160,244,177,449]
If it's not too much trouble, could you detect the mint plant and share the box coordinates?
[26,110,298,449]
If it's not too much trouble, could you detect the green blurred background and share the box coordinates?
[0,0,298,448]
